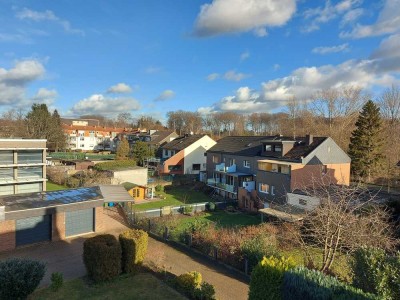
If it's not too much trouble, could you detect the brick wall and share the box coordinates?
[0,220,16,252]
[52,212,65,241]
[95,207,104,232]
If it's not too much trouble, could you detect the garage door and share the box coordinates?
[65,208,94,237]
[16,215,52,247]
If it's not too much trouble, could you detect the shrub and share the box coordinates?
[0,258,46,300]
[93,160,136,171]
[206,202,216,212]
[352,247,400,300]
[176,271,202,297]
[249,255,296,300]
[83,234,121,282]
[183,205,194,215]
[194,282,217,300]
[119,229,148,273]
[282,266,378,300]
[50,272,63,291]
[155,184,164,192]
[241,234,278,272]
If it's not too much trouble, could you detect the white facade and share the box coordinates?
[286,192,321,211]
[183,135,216,175]
[111,167,148,186]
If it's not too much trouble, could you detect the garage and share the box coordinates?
[16,215,52,247]
[65,208,94,237]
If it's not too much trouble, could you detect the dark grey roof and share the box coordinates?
[98,185,135,202]
[162,134,209,151]
[207,136,274,156]
[148,130,177,145]
[208,135,329,161]
[1,187,103,212]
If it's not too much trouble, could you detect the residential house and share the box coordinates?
[159,134,216,175]
[0,138,132,252]
[206,135,351,211]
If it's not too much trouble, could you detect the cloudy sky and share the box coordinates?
[0,0,399,122]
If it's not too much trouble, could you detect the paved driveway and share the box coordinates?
[0,208,249,300]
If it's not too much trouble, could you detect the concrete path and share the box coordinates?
[0,208,249,300]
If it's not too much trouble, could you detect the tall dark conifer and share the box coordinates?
[348,100,384,181]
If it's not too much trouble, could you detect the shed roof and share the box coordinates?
[98,185,135,202]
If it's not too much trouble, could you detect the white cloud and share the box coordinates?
[273,64,281,71]
[312,43,350,54]
[199,40,400,113]
[193,0,296,37]
[154,90,175,101]
[107,83,132,94]
[207,73,220,81]
[31,88,58,106]
[16,8,84,36]
[253,27,268,37]
[70,94,141,116]
[223,70,251,81]
[240,51,250,61]
[303,0,362,32]
[0,59,45,105]
[341,8,364,26]
[340,0,400,38]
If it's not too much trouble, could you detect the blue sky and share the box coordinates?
[0,0,399,123]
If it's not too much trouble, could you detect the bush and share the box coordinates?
[194,282,217,300]
[282,266,378,300]
[183,205,194,215]
[205,202,216,212]
[155,184,164,192]
[93,160,136,171]
[83,234,121,282]
[50,272,63,291]
[249,255,296,300]
[241,234,278,272]
[0,258,46,300]
[176,271,202,296]
[352,247,400,300]
[119,229,148,273]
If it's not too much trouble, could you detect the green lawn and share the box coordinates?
[134,186,212,211]
[30,273,186,300]
[46,181,68,191]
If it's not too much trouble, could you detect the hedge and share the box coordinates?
[282,266,378,300]
[119,229,148,273]
[93,160,137,171]
[352,247,400,300]
[83,234,121,282]
[0,258,46,300]
[249,255,296,300]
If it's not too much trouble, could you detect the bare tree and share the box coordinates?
[378,85,400,124]
[288,183,396,273]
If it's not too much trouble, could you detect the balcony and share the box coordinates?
[242,181,255,192]
[207,178,235,193]
[215,163,237,173]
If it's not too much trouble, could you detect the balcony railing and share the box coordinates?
[215,163,237,173]
[207,178,235,193]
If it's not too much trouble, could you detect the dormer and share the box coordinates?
[261,137,295,157]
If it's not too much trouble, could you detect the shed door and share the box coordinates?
[65,208,94,237]
[16,215,52,247]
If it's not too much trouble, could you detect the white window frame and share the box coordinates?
[271,185,275,196]
[259,183,269,194]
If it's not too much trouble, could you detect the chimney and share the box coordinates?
[305,134,313,145]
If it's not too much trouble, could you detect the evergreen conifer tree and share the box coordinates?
[348,100,385,181]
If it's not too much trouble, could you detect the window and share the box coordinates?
[229,158,235,166]
[271,185,275,196]
[265,145,272,151]
[299,198,307,206]
[243,160,250,168]
[0,168,14,182]
[259,183,269,194]
[274,145,282,152]
[18,151,42,164]
[0,150,14,164]
[168,165,182,171]
[80,144,85,148]
[18,166,43,179]
[80,137,84,141]
[192,164,201,171]
[322,165,328,175]
[212,155,220,163]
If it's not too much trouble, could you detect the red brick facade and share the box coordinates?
[0,220,16,252]
[52,212,66,241]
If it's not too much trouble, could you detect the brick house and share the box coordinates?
[205,135,350,211]
[0,139,132,252]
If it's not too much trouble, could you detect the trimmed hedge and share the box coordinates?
[93,160,137,171]
[283,266,378,300]
[249,255,296,300]
[119,229,148,273]
[83,234,121,282]
[0,258,46,300]
[352,247,400,300]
